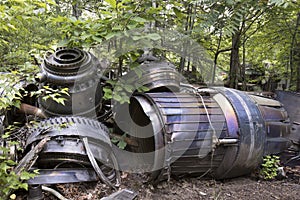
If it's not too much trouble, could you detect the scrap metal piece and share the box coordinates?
[100,189,137,200]
[25,116,119,185]
[14,137,49,175]
[275,90,300,124]
[116,91,230,182]
[212,87,266,179]
[275,90,300,146]
[115,87,291,183]
[83,137,115,189]
[249,94,291,155]
[120,61,181,92]
[28,185,44,200]
[18,103,47,119]
[27,168,98,185]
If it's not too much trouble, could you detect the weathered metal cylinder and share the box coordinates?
[38,47,102,117]
[117,87,290,182]
[121,61,181,92]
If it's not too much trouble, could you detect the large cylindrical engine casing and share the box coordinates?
[38,47,102,117]
[115,87,291,182]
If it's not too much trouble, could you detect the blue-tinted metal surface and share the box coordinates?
[27,168,98,184]
[213,87,266,178]
[129,92,230,182]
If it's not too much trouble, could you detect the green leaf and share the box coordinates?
[57,39,69,47]
[46,0,57,5]
[145,33,161,40]
[117,140,127,149]
[173,7,184,19]
[113,93,122,102]
[103,88,112,100]
[111,138,119,143]
[105,0,117,8]
[132,17,148,23]
[105,32,117,40]
[138,86,150,92]
[7,24,17,31]
[131,35,144,41]
[124,84,134,93]
[92,36,102,43]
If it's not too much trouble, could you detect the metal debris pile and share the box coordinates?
[0,48,299,199]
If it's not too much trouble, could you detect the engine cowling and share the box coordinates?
[38,47,102,117]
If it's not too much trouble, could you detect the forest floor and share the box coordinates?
[29,165,300,200]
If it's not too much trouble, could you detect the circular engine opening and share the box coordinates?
[59,54,76,60]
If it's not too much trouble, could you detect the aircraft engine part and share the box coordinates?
[275,90,300,165]
[275,90,300,143]
[38,47,102,117]
[25,116,120,186]
[120,61,181,92]
[116,87,291,183]
[249,94,291,155]
[275,90,300,124]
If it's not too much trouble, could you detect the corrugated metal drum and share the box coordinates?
[117,87,291,183]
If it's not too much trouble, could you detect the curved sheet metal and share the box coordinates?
[249,94,291,155]
[119,87,291,183]
[123,91,232,182]
[25,116,119,185]
[212,87,266,178]
[27,168,98,185]
[120,61,181,92]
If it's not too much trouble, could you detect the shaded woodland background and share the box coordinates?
[0,0,299,91]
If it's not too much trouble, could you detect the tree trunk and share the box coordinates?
[72,0,82,19]
[241,38,246,91]
[296,46,300,92]
[294,13,300,91]
[290,12,300,90]
[229,31,240,89]
[55,0,61,14]
[179,57,185,73]
[212,30,223,84]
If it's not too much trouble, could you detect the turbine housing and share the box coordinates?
[38,47,102,117]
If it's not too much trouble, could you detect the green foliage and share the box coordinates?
[0,0,58,70]
[0,63,68,112]
[0,73,22,111]
[52,0,157,48]
[0,135,37,199]
[32,85,69,106]
[103,76,150,104]
[260,155,280,180]
[111,133,127,149]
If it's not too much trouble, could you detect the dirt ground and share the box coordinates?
[29,165,300,200]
